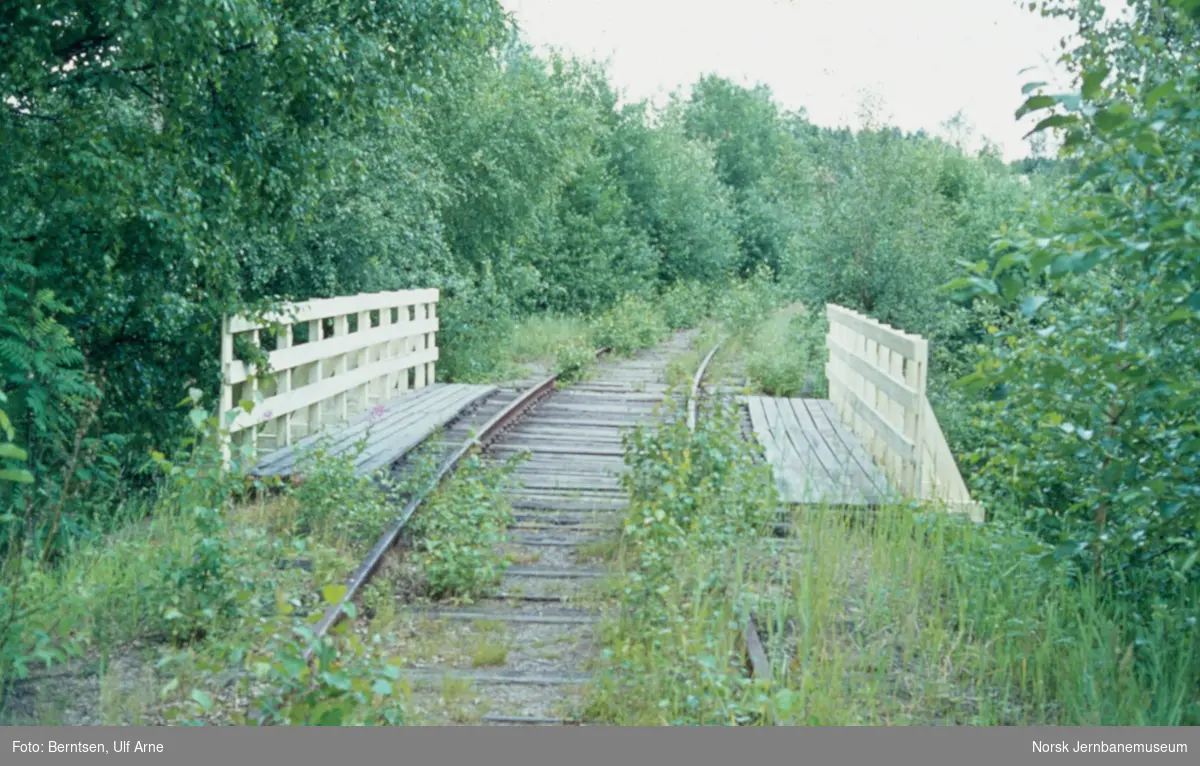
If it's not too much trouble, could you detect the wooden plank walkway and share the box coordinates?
[251,383,496,477]
[743,396,893,506]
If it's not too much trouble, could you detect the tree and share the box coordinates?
[951,0,1200,600]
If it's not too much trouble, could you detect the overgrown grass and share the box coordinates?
[584,404,1200,726]
[765,507,1198,725]
[455,277,787,387]
[0,404,525,724]
[714,303,828,398]
[506,315,592,365]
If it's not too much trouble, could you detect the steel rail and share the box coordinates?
[686,340,723,432]
[685,339,774,687]
[303,349,610,662]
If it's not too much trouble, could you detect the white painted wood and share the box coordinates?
[226,346,438,436]
[278,325,293,447]
[219,316,234,465]
[824,303,980,520]
[826,304,923,359]
[227,288,439,333]
[219,289,441,462]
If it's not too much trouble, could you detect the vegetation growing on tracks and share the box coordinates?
[0,393,516,724]
[585,404,1200,725]
[496,282,783,386]
[584,402,778,725]
[4,0,1198,728]
[408,454,521,603]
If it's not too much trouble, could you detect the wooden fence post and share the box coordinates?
[219,316,234,466]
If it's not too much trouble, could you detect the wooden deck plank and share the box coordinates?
[746,396,801,502]
[789,398,882,504]
[252,383,495,477]
[255,384,460,474]
[766,397,840,500]
[809,399,893,495]
[743,396,892,507]
[802,399,889,497]
[749,396,829,503]
[354,385,496,475]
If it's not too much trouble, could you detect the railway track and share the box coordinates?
[302,330,718,725]
[397,332,695,725]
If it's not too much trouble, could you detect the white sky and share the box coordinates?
[500,0,1085,160]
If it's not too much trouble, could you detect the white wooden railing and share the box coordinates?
[825,304,982,521]
[219,289,440,461]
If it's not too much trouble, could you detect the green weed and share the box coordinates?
[584,401,1200,726]
[590,295,669,356]
[469,637,510,667]
[408,455,522,602]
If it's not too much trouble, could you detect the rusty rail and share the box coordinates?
[685,339,774,688]
[686,340,723,432]
[303,349,609,661]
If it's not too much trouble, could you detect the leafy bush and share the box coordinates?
[145,392,246,644]
[408,455,519,602]
[950,0,1200,603]
[290,437,395,549]
[585,402,778,724]
[590,294,669,356]
[167,586,407,726]
[659,282,715,330]
[621,401,777,569]
[436,273,519,383]
[711,267,782,340]
[554,341,595,385]
[741,308,828,398]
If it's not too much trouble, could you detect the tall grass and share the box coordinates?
[585,406,1200,726]
[765,506,1198,725]
[504,315,592,366]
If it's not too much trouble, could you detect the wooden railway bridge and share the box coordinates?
[215,288,980,722]
[217,289,979,521]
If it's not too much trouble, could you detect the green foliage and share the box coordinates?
[553,341,595,385]
[0,0,506,542]
[166,586,407,726]
[742,308,827,398]
[0,391,32,486]
[145,391,244,644]
[621,402,777,570]
[786,125,1031,345]
[408,455,519,602]
[710,266,783,339]
[589,294,669,356]
[682,77,806,276]
[611,111,740,284]
[586,402,778,724]
[590,403,1199,726]
[951,0,1200,601]
[659,282,716,331]
[290,438,395,549]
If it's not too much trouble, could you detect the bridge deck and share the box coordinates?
[252,383,496,478]
[743,396,893,506]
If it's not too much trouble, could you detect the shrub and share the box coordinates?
[590,294,669,356]
[949,0,1200,603]
[290,436,395,549]
[553,341,595,385]
[659,282,715,330]
[408,455,520,602]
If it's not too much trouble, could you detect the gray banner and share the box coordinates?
[3,727,1197,766]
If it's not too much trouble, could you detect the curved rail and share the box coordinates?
[686,340,723,433]
[685,339,773,686]
[303,349,610,661]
